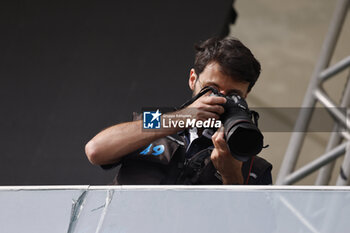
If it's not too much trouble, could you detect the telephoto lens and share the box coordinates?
[211,87,264,162]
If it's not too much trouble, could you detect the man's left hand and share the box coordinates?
[211,127,244,185]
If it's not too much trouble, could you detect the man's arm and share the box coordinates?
[85,94,227,165]
[85,120,174,165]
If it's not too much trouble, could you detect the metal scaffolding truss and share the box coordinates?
[276,0,350,185]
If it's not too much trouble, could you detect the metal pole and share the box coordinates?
[276,0,350,185]
[319,56,350,82]
[314,88,348,127]
[314,126,343,185]
[316,71,350,185]
[282,143,347,185]
[336,142,350,185]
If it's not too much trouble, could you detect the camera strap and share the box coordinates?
[175,147,214,185]
[250,110,260,127]
[177,86,217,110]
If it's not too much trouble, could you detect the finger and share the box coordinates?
[212,126,223,142]
[212,136,227,150]
[197,111,220,121]
[212,130,218,140]
[213,126,225,141]
[202,96,227,105]
[210,148,219,161]
[212,129,229,152]
[217,126,225,138]
[212,133,225,149]
[201,104,225,115]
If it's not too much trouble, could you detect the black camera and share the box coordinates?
[209,87,263,161]
[178,86,264,161]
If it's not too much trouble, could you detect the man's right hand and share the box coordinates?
[176,93,226,123]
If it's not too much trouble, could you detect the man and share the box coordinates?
[85,37,272,185]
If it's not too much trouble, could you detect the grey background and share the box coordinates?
[1,0,233,184]
[232,0,350,184]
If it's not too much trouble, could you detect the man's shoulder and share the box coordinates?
[248,155,273,185]
[254,156,273,170]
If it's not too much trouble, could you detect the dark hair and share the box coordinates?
[194,37,261,92]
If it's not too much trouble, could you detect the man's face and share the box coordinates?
[189,62,249,98]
